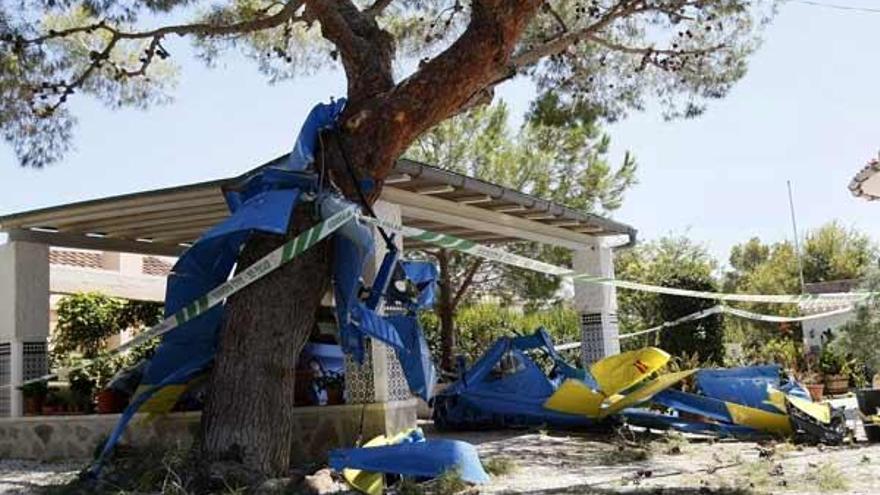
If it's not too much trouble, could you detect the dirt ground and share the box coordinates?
[1,426,878,494]
[429,426,880,495]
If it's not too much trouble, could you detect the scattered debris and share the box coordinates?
[255,476,300,494]
[330,437,489,492]
[303,468,347,495]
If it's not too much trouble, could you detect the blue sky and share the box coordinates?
[1,1,878,266]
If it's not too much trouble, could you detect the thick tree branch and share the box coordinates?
[338,0,546,180]
[543,2,569,33]
[18,1,306,115]
[451,258,484,310]
[587,34,724,58]
[22,1,305,44]
[304,0,394,100]
[509,0,724,75]
[364,0,394,17]
[509,1,638,69]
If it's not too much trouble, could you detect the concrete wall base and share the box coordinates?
[0,399,418,464]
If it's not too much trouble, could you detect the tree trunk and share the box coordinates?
[197,0,545,476]
[436,249,456,373]
[200,203,331,475]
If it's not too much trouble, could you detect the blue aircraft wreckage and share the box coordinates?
[436,330,846,444]
[88,99,847,492]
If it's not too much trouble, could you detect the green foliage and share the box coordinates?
[832,270,880,380]
[18,379,48,398]
[429,469,468,495]
[802,462,848,492]
[818,345,849,376]
[406,94,637,306]
[1,0,775,168]
[53,292,163,360]
[420,303,579,365]
[746,337,803,375]
[614,234,722,363]
[724,222,878,349]
[803,221,877,283]
[656,273,724,365]
[51,292,161,401]
[53,292,126,359]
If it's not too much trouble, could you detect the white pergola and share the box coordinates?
[0,155,636,418]
[849,154,880,201]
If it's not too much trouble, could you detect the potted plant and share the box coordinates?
[18,381,48,415]
[41,388,78,415]
[89,354,128,414]
[67,364,96,414]
[819,347,850,396]
[799,353,825,401]
[315,371,345,406]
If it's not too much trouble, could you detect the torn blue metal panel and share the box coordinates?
[143,186,302,393]
[434,329,599,430]
[330,439,490,484]
[512,328,589,384]
[351,303,404,350]
[324,195,375,362]
[90,356,213,475]
[400,261,438,309]
[652,389,734,424]
[622,410,762,439]
[696,365,783,413]
[286,98,347,171]
[386,315,437,402]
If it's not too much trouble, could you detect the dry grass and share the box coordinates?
[482,457,517,477]
[801,462,849,492]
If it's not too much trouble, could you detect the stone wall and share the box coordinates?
[0,399,417,463]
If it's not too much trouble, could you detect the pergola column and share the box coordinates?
[343,201,415,434]
[0,241,50,417]
[573,239,620,367]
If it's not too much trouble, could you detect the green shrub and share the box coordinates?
[51,293,162,401]
[833,270,880,382]
[420,303,579,366]
[53,293,126,359]
[655,274,724,365]
[747,337,803,373]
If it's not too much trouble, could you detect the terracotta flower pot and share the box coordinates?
[24,397,44,416]
[95,389,127,414]
[824,374,849,396]
[805,382,825,402]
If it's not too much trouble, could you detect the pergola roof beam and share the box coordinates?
[0,155,637,255]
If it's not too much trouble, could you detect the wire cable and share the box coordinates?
[791,0,880,14]
[333,130,395,249]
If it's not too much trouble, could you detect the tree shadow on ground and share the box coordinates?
[509,486,756,495]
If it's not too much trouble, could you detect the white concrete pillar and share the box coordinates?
[369,200,404,404]
[344,200,409,405]
[572,239,620,367]
[0,241,50,417]
[101,251,142,274]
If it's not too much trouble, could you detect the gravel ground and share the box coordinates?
[2,427,879,494]
[0,460,80,494]
[429,426,880,495]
